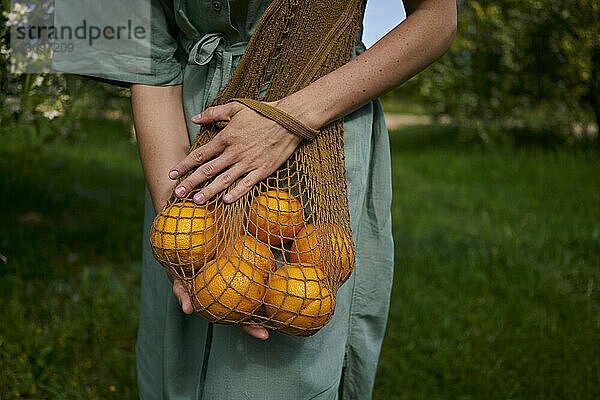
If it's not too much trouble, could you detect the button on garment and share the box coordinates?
[54,0,394,398]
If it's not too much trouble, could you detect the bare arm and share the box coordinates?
[131,84,198,315]
[131,84,270,338]
[170,0,457,203]
[131,84,190,213]
[279,0,458,129]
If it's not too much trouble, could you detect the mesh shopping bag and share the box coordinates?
[150,0,362,336]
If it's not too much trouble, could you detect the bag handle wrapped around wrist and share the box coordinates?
[215,98,320,141]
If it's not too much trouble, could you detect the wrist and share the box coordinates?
[274,92,330,131]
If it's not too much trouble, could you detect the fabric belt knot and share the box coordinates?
[187,33,247,110]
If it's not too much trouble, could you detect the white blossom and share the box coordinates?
[43,110,60,120]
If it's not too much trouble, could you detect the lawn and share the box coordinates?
[374,126,600,399]
[1,120,599,399]
[0,119,143,398]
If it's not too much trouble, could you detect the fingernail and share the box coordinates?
[175,186,185,197]
[223,193,233,203]
[191,114,201,123]
[257,331,268,340]
[194,192,205,204]
[169,170,178,179]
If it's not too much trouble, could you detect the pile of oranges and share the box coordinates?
[150,189,354,336]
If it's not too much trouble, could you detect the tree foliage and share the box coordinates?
[1,1,131,142]
[403,0,599,143]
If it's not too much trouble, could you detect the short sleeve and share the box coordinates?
[52,0,183,86]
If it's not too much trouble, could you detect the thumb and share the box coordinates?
[239,324,269,340]
[173,279,194,314]
[191,102,244,125]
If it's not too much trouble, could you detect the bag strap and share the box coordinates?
[227,98,320,141]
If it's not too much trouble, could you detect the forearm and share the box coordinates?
[161,0,457,209]
[131,84,190,213]
[278,0,457,128]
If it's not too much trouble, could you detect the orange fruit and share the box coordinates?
[219,234,276,274]
[289,223,321,265]
[151,201,217,268]
[192,257,267,322]
[289,223,354,281]
[247,190,304,245]
[264,265,334,332]
[324,224,354,281]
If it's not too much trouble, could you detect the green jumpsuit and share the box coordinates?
[54,1,394,398]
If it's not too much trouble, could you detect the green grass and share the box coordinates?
[374,125,600,399]
[380,95,427,115]
[1,120,599,398]
[0,119,143,399]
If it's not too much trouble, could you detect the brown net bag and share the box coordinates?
[150,0,362,336]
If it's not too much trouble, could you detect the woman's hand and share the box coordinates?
[168,100,304,340]
[169,101,303,205]
[172,278,270,340]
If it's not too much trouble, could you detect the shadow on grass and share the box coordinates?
[0,118,144,281]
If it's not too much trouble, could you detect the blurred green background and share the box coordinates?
[1,1,599,399]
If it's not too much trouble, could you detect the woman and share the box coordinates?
[58,0,456,397]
